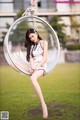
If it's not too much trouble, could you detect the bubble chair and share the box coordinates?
[4,2,60,76]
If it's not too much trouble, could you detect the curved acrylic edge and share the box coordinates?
[4,15,60,75]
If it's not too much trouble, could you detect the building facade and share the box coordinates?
[0,0,57,41]
[0,0,80,42]
[0,0,14,41]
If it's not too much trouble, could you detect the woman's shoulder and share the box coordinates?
[39,40,48,49]
[40,40,48,45]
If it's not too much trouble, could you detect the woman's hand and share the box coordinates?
[29,69,34,73]
[31,65,37,70]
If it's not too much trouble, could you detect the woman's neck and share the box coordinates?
[35,39,39,45]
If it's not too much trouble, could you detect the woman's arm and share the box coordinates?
[37,40,48,68]
[30,55,37,70]
[30,55,33,67]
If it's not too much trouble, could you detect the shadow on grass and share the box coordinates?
[26,102,80,120]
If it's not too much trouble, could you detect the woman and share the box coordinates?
[25,28,48,119]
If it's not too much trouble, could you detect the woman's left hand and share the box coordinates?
[31,65,37,70]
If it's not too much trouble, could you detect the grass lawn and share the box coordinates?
[0,63,80,120]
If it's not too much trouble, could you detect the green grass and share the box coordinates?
[0,63,80,120]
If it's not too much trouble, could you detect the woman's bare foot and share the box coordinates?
[42,103,48,118]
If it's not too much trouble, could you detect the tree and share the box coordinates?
[49,16,67,46]
[70,16,80,43]
[10,21,30,45]
[2,23,10,41]
[2,9,30,45]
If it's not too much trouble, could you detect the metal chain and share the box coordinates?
[22,0,36,16]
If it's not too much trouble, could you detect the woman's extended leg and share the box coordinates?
[30,70,48,118]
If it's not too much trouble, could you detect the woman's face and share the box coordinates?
[29,32,38,43]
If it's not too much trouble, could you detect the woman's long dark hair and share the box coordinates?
[25,28,42,62]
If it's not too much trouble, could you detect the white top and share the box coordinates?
[30,41,48,74]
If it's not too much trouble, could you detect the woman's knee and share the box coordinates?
[30,75,34,81]
[30,70,43,81]
[30,75,37,81]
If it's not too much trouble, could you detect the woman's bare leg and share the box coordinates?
[14,62,34,74]
[30,70,48,118]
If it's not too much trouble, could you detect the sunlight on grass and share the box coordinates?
[0,63,80,120]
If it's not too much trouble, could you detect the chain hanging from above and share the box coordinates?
[22,0,37,16]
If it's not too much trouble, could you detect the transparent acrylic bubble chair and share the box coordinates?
[4,16,60,75]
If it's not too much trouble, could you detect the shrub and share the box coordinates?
[65,44,80,50]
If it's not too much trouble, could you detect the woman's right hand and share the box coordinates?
[29,68,34,74]
[29,65,37,74]
[31,65,37,70]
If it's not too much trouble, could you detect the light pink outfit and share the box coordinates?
[30,42,48,74]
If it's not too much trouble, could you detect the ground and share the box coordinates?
[0,63,80,120]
